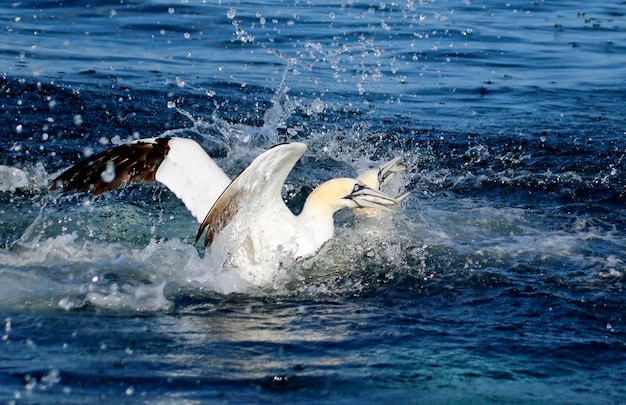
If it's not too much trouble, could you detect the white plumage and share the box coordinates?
[153,138,231,223]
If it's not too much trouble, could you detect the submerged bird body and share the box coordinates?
[52,138,405,286]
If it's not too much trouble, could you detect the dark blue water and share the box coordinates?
[1,0,626,403]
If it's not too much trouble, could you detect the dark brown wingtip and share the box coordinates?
[50,138,171,196]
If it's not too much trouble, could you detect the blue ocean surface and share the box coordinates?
[1,0,625,403]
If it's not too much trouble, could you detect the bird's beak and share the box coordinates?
[377,156,407,187]
[348,186,406,212]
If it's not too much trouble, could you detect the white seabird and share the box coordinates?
[194,142,402,284]
[355,156,408,218]
[357,156,407,191]
[51,138,405,286]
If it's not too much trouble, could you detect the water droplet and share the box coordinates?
[101,161,116,183]
[41,369,61,387]
[59,297,75,311]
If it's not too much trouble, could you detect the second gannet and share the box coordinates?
[357,156,407,191]
[354,156,408,218]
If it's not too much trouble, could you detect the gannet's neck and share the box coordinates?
[297,179,355,251]
[297,203,336,252]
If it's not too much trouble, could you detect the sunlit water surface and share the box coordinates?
[1,0,625,403]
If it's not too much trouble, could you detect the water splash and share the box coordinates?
[0,163,49,193]
[0,165,28,192]
[161,60,299,153]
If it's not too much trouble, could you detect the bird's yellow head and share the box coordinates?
[303,178,400,216]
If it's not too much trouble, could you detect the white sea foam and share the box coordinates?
[1,227,287,311]
[86,282,171,312]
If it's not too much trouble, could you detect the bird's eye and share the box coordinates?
[352,183,366,193]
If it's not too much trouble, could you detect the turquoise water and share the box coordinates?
[1,1,625,403]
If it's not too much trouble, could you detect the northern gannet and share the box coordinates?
[51,138,405,286]
[355,156,408,218]
[193,143,401,284]
[357,156,407,191]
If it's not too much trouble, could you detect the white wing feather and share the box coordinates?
[155,138,231,223]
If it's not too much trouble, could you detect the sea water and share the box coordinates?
[1,0,625,403]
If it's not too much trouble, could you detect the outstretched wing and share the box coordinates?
[196,142,307,246]
[50,137,231,223]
